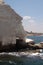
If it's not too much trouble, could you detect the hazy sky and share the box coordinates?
[4,0,43,33]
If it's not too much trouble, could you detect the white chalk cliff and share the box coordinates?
[0,0,26,45]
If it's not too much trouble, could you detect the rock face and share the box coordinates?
[40,42,43,47]
[0,1,26,45]
[0,0,4,4]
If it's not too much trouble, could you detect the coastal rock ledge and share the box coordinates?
[0,39,43,52]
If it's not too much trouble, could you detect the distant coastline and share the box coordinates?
[26,31,43,36]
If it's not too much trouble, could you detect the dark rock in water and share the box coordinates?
[0,39,28,52]
[0,39,43,52]
[0,44,16,52]
[40,42,43,48]
[15,39,28,51]
[2,44,16,52]
[0,41,16,52]
[27,41,35,45]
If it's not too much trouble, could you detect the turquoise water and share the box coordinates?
[0,55,43,65]
[27,36,43,43]
[0,36,43,65]
[0,58,43,65]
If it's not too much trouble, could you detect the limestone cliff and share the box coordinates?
[0,1,26,45]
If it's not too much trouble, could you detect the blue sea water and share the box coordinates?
[0,53,43,65]
[27,36,43,43]
[0,36,43,65]
[0,57,43,65]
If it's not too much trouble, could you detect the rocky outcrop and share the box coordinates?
[0,41,16,52]
[0,39,43,52]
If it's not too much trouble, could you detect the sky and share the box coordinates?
[4,0,43,33]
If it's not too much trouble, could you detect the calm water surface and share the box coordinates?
[27,36,43,43]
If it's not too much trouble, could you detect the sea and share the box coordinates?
[0,36,43,65]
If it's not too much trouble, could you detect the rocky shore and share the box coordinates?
[0,39,43,52]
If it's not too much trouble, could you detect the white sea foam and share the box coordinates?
[9,61,16,65]
[0,52,43,59]
[29,52,39,56]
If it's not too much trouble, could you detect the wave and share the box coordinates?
[0,51,43,59]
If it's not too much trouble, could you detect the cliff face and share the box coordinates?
[0,3,26,45]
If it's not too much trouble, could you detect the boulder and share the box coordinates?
[25,38,35,45]
[40,42,43,47]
